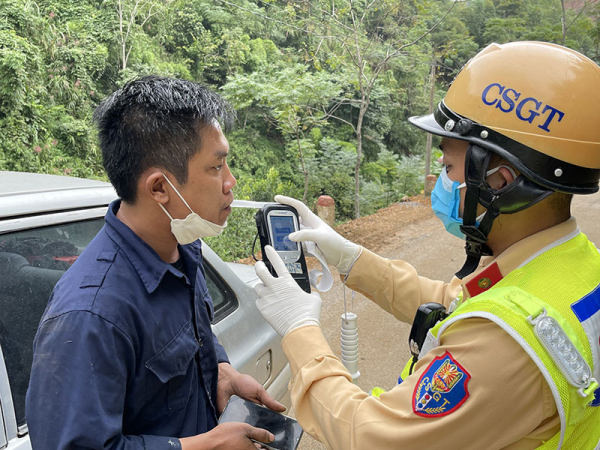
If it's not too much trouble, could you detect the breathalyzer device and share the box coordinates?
[255,204,311,293]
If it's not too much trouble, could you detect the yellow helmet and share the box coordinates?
[410,41,600,194]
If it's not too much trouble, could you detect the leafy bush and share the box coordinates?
[305,137,357,219]
[203,207,257,262]
[204,167,302,260]
[3,0,599,262]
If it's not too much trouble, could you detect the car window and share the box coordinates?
[0,219,105,426]
[0,218,239,427]
[205,262,238,323]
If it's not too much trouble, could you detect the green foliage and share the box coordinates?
[360,151,426,215]
[236,167,302,203]
[0,0,106,177]
[204,167,302,260]
[203,207,257,261]
[226,129,299,182]
[305,138,357,219]
[0,29,43,112]
[456,0,599,62]
[1,0,599,259]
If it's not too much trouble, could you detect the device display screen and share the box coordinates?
[269,215,298,251]
[219,395,303,450]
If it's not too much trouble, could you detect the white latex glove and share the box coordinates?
[254,246,322,337]
[275,195,362,275]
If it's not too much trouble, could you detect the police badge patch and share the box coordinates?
[412,351,471,417]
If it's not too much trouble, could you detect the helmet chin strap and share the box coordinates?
[456,145,494,279]
[455,144,554,279]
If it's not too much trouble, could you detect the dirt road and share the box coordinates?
[295,191,600,450]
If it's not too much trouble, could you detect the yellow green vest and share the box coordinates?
[404,232,600,449]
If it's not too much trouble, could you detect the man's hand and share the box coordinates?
[180,422,274,449]
[275,195,361,274]
[254,246,322,337]
[216,362,285,415]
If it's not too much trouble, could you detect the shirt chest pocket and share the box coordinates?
[143,322,199,421]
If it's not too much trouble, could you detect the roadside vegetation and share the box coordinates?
[1,0,598,259]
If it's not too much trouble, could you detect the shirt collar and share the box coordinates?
[104,200,201,293]
[461,217,580,298]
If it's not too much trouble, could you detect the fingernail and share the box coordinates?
[269,433,275,441]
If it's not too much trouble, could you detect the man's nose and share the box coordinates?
[223,164,237,192]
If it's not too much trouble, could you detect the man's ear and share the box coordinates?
[144,170,170,204]
[488,166,516,190]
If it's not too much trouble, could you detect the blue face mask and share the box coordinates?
[431,165,516,239]
[431,167,466,239]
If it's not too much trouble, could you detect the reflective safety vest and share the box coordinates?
[402,231,600,449]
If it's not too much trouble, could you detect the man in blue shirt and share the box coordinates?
[26,76,284,449]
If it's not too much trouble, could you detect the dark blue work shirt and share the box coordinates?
[26,200,229,449]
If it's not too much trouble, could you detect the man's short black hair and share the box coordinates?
[93,76,234,203]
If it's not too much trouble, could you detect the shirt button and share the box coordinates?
[198,338,203,347]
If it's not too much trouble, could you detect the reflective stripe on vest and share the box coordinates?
[429,289,590,448]
[412,232,600,449]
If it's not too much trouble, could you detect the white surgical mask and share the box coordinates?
[158,174,226,244]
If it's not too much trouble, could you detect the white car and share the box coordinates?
[0,171,290,449]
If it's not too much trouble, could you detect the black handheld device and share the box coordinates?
[255,204,311,293]
[408,302,448,373]
[219,395,304,450]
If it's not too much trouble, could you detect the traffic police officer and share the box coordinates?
[253,42,600,449]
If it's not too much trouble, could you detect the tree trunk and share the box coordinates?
[117,0,127,71]
[424,57,436,192]
[560,0,567,45]
[354,106,366,219]
[297,133,309,203]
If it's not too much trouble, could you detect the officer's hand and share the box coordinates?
[275,195,362,274]
[216,363,285,414]
[180,422,274,449]
[255,246,322,337]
